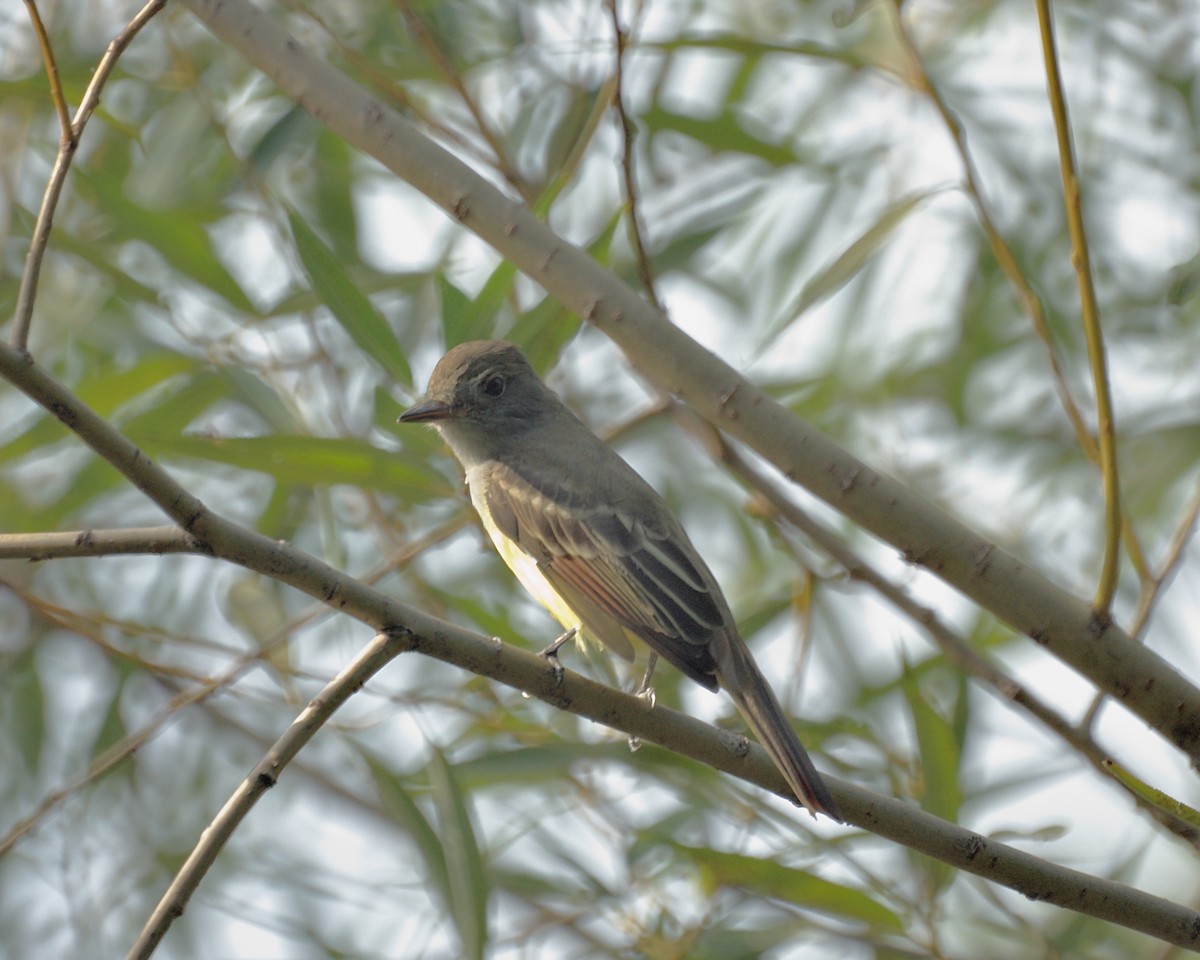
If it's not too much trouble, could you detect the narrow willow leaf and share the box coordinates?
[763,188,945,349]
[147,434,451,497]
[901,665,963,827]
[429,749,489,960]
[79,171,256,313]
[678,844,904,929]
[367,756,453,916]
[289,210,412,387]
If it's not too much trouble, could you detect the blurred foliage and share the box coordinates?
[1,0,1199,958]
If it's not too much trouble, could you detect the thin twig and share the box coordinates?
[0,518,465,856]
[126,631,410,960]
[12,0,167,350]
[607,0,661,310]
[1127,482,1200,646]
[1034,0,1121,613]
[21,1,72,138]
[396,0,531,203]
[0,526,201,560]
[0,639,272,858]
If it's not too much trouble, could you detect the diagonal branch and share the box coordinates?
[176,0,1200,761]
[673,406,1199,845]
[2,328,1199,954]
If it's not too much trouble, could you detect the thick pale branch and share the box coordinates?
[178,0,1200,759]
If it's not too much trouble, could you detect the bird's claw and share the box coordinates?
[634,652,658,707]
[541,648,564,688]
[538,627,576,689]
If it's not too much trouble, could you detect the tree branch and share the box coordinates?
[672,405,1199,845]
[1,319,1198,956]
[176,0,1200,760]
[126,631,410,960]
[0,526,202,560]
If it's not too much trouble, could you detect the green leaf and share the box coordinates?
[89,671,129,762]
[504,298,579,374]
[439,273,490,348]
[367,756,452,917]
[314,131,360,262]
[649,33,868,70]
[6,650,44,774]
[763,189,944,349]
[901,665,963,826]
[642,106,797,167]
[145,434,452,497]
[0,354,201,466]
[428,749,489,960]
[27,456,128,530]
[245,105,316,178]
[221,369,301,435]
[122,371,237,438]
[541,83,607,185]
[288,210,413,387]
[502,211,623,369]
[676,845,904,929]
[471,261,519,333]
[455,744,608,788]
[78,171,255,314]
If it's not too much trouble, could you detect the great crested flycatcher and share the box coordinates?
[400,340,840,820]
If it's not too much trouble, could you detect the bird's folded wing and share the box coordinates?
[483,461,723,690]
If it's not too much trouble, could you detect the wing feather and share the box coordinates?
[482,460,722,690]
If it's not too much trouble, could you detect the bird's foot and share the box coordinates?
[538,627,577,688]
[627,653,659,752]
[634,652,658,708]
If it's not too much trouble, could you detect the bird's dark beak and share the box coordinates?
[398,398,454,423]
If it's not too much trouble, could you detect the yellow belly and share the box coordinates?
[469,480,582,634]
[466,473,636,662]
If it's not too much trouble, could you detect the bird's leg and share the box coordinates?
[627,653,659,753]
[634,652,658,708]
[538,626,577,687]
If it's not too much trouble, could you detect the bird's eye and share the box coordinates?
[483,376,505,397]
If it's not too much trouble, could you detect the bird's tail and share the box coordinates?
[717,638,842,821]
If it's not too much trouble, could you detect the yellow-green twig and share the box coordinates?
[1035,0,1121,613]
[888,6,1142,590]
[22,0,72,140]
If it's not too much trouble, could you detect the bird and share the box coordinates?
[399,340,841,820]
